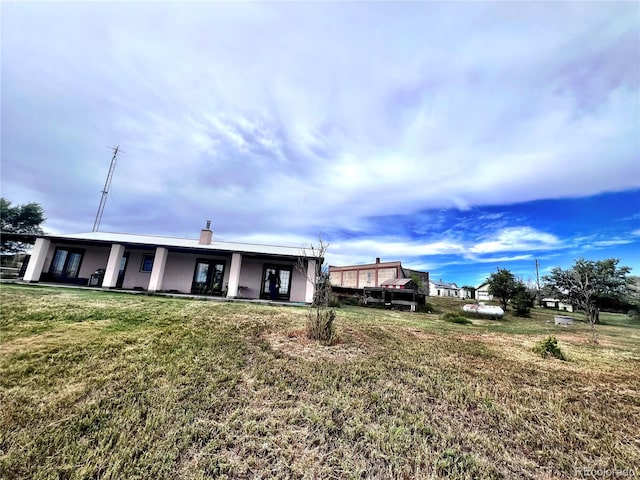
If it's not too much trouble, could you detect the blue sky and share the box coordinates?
[1,1,639,287]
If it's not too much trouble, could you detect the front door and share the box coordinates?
[261,265,292,301]
[49,248,84,282]
[191,260,225,295]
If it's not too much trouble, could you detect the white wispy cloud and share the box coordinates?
[469,227,562,254]
[1,1,638,285]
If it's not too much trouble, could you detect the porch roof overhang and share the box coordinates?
[0,232,40,243]
[40,231,322,262]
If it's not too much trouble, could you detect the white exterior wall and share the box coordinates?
[103,244,126,288]
[459,288,473,299]
[148,247,169,292]
[23,238,50,282]
[76,246,111,279]
[429,281,460,297]
[121,249,155,290]
[236,258,264,298]
[41,242,57,274]
[289,264,309,303]
[476,284,493,301]
[305,259,316,303]
[162,253,200,292]
[227,253,243,298]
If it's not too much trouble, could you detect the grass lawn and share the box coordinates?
[1,284,639,479]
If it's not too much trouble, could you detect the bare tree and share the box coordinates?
[296,235,335,344]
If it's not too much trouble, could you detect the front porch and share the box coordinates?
[22,234,317,304]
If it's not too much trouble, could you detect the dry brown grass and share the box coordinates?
[1,284,639,479]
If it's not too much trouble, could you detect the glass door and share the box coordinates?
[116,252,129,288]
[49,248,84,280]
[191,260,225,295]
[261,265,292,300]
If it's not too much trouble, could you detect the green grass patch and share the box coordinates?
[1,284,639,479]
[442,312,473,325]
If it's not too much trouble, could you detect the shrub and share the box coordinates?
[442,312,472,325]
[417,301,439,314]
[306,308,336,344]
[533,336,566,360]
[511,287,535,317]
[328,293,342,308]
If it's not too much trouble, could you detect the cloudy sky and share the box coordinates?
[2,1,639,287]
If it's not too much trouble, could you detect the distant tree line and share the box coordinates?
[486,258,637,333]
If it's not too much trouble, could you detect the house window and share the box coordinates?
[49,248,84,279]
[140,254,154,272]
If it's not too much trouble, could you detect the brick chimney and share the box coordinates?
[376,257,380,264]
[199,220,213,245]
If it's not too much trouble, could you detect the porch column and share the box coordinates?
[23,238,50,282]
[305,259,317,304]
[226,253,242,298]
[148,247,168,292]
[102,244,125,288]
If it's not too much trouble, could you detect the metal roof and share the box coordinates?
[381,278,415,287]
[430,279,459,288]
[44,231,319,258]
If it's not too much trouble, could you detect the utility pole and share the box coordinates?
[535,258,541,306]
[93,146,121,232]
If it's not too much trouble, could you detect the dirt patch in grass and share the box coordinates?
[410,329,439,341]
[261,328,370,363]
[554,332,618,347]
[459,332,515,345]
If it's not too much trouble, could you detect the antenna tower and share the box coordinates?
[93,146,121,232]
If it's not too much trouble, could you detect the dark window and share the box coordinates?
[49,248,84,279]
[140,254,154,272]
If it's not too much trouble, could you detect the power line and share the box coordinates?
[92,146,122,232]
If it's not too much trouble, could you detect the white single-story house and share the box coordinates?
[542,298,574,312]
[476,282,494,301]
[459,287,474,299]
[22,224,320,303]
[428,279,459,297]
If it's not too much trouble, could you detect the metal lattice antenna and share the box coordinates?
[92,146,122,232]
